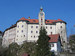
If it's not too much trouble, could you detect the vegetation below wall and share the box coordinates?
[0,27,54,56]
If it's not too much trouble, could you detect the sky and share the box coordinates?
[0,0,75,37]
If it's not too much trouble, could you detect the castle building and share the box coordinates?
[2,7,67,50]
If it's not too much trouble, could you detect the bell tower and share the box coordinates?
[38,7,45,28]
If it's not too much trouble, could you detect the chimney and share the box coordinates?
[28,17,30,19]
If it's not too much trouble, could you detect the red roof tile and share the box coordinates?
[49,34,60,43]
[19,17,64,24]
[19,17,26,21]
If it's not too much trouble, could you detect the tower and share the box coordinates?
[56,21,67,50]
[38,7,45,28]
[15,17,28,45]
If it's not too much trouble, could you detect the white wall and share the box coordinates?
[50,43,57,52]
[8,27,16,44]
[56,22,67,49]
[45,25,56,35]
[2,27,16,47]
[56,22,67,42]
[15,21,28,45]
[28,24,39,42]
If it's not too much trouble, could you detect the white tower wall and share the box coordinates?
[56,22,67,49]
[15,21,28,45]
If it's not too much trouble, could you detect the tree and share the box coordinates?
[6,43,19,56]
[69,35,75,52]
[18,42,36,56]
[36,27,51,56]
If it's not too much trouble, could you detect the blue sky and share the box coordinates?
[0,0,75,37]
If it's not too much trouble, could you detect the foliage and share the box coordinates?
[20,42,36,56]
[6,43,19,56]
[1,27,52,56]
[69,35,75,51]
[1,42,36,56]
[36,27,51,56]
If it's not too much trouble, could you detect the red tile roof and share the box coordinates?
[49,34,60,43]
[19,17,26,21]
[19,17,64,24]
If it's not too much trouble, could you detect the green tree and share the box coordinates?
[69,35,75,52]
[20,42,36,56]
[6,43,19,56]
[36,27,51,56]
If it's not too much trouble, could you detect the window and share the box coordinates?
[34,36,35,38]
[31,26,33,28]
[51,32,52,35]
[61,31,62,33]
[24,35,25,37]
[31,31,33,33]
[46,26,47,29]
[60,26,62,28]
[22,25,24,27]
[50,27,52,29]
[22,30,23,32]
[36,26,38,28]
[51,43,54,47]
[36,31,38,33]
[17,35,18,37]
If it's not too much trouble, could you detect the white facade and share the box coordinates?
[50,41,61,55]
[2,7,67,50]
[2,26,16,47]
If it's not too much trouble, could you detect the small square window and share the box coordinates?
[22,30,23,32]
[60,26,62,28]
[51,32,52,34]
[31,31,33,33]
[46,26,47,29]
[24,35,25,37]
[61,31,62,33]
[36,26,38,28]
[22,25,24,27]
[51,43,54,47]
[34,36,35,38]
[36,31,38,33]
[50,27,52,29]
[31,26,33,28]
